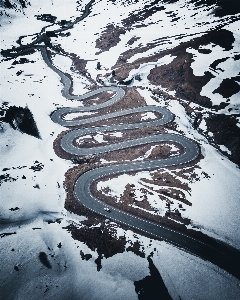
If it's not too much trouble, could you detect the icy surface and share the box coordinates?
[1,0,240,298]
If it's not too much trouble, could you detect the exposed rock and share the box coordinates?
[126,241,145,258]
[35,14,57,23]
[38,252,52,269]
[95,24,127,53]
[206,114,240,167]
[213,78,240,98]
[3,105,40,138]
[194,0,240,17]
[0,0,30,9]
[134,256,172,300]
[67,223,126,261]
[113,29,235,108]
[122,1,165,27]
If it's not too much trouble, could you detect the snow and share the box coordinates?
[184,144,240,248]
[0,123,70,224]
[168,100,194,136]
[110,131,123,137]
[1,0,240,298]
[201,58,240,107]
[199,118,207,131]
[51,53,91,95]
[152,241,240,300]
[113,228,240,300]
[141,112,157,121]
[236,117,240,128]
[187,44,229,77]
[137,87,164,106]
[101,251,149,282]
[186,19,240,109]
[219,144,232,155]
[97,172,187,216]
[0,219,139,300]
[0,50,72,139]
[94,133,105,143]
[0,0,88,49]
[63,111,96,121]
[167,144,179,152]
[208,131,214,137]
[126,55,176,87]
[52,54,73,73]
[97,173,140,202]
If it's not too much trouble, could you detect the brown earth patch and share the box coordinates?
[148,53,214,108]
[63,152,218,249]
[52,76,207,245]
[95,24,127,54]
[97,141,183,163]
[112,29,234,109]
[126,36,141,46]
[71,111,161,129]
[69,52,88,73]
[54,126,182,165]
[90,166,195,221]
[73,126,165,148]
[56,87,147,131]
[52,87,153,162]
[78,90,117,107]
[122,1,165,28]
[66,223,127,271]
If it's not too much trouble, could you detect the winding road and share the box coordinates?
[45,48,240,279]
[3,0,240,280]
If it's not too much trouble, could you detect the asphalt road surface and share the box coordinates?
[12,0,239,280]
[46,43,240,279]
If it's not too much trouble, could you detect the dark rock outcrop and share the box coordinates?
[206,114,240,167]
[134,256,172,300]
[0,0,30,9]
[3,105,40,138]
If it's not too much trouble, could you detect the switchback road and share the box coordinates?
[45,45,240,279]
[6,0,239,280]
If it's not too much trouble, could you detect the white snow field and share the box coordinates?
[1,0,240,299]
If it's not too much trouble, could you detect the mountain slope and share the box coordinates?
[1,0,240,299]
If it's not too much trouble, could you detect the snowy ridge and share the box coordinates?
[1,0,240,299]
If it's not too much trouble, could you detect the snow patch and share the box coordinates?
[141,112,157,121]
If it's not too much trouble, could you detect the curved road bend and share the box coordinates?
[41,45,240,280]
[1,0,240,281]
[7,0,237,280]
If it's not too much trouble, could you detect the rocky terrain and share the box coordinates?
[1,0,240,299]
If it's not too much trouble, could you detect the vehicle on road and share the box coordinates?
[104,207,111,213]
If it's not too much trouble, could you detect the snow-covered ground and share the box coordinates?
[1,0,240,299]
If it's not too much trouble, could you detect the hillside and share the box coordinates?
[1,0,240,299]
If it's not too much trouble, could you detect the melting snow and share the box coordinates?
[219,144,232,155]
[63,111,96,121]
[1,0,240,298]
[141,112,157,121]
